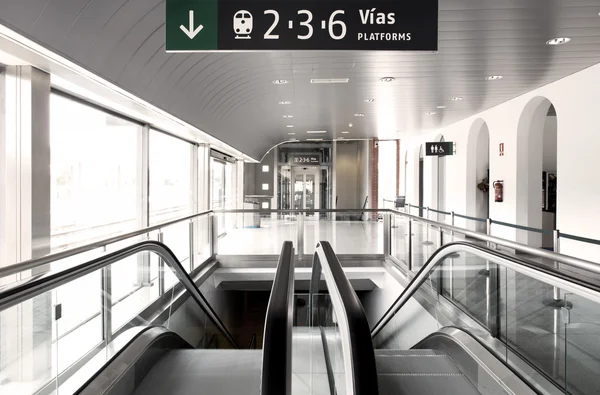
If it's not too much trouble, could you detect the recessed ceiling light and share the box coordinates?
[437,105,446,109]
[426,112,437,115]
[286,125,294,128]
[310,78,350,84]
[485,75,503,81]
[380,77,395,83]
[354,113,365,117]
[273,79,289,84]
[364,99,375,103]
[349,123,353,127]
[279,101,292,105]
[451,97,464,101]
[288,132,296,135]
[283,115,293,118]
[307,138,324,141]
[306,131,327,134]
[546,37,571,46]
[341,131,350,134]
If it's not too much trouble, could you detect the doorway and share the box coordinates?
[292,167,321,218]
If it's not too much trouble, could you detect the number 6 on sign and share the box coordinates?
[329,10,346,40]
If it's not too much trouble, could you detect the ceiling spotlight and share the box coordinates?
[485,75,503,81]
[279,101,292,105]
[437,105,446,109]
[451,97,464,101]
[354,113,365,117]
[306,131,327,134]
[286,125,294,128]
[273,79,289,84]
[341,131,350,134]
[426,112,437,115]
[380,77,395,83]
[546,37,571,46]
[283,115,293,118]
[364,98,375,103]
[349,123,353,127]
[288,132,296,135]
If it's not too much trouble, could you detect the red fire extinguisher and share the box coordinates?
[493,181,504,203]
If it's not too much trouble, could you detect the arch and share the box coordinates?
[466,118,490,232]
[516,96,557,247]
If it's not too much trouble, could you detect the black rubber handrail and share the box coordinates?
[0,240,239,349]
[313,241,379,395]
[261,241,295,395]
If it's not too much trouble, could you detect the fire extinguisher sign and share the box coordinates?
[499,143,505,156]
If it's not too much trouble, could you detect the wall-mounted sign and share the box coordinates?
[499,143,505,157]
[292,154,321,165]
[425,142,454,157]
[166,0,439,52]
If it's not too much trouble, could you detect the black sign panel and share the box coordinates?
[166,0,439,52]
[425,142,454,157]
[293,154,321,165]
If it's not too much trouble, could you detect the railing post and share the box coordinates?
[426,207,430,220]
[383,213,391,258]
[486,218,493,249]
[158,230,165,296]
[189,220,195,272]
[101,247,113,344]
[408,218,413,272]
[451,211,455,236]
[298,212,305,261]
[211,214,219,258]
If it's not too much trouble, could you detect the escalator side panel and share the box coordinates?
[76,327,193,395]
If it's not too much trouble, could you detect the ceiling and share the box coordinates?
[1,1,599,160]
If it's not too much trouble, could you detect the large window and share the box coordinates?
[50,94,140,251]
[149,130,193,225]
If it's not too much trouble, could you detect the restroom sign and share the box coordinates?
[165,0,439,52]
[425,142,454,157]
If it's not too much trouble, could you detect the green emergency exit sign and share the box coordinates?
[166,0,218,51]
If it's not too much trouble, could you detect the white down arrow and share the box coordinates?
[180,10,204,39]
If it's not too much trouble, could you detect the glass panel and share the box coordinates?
[149,131,192,225]
[50,94,140,251]
[391,215,409,264]
[294,174,304,210]
[410,222,440,271]
[217,212,298,255]
[305,174,315,211]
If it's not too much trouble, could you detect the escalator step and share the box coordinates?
[377,374,481,395]
[375,354,461,374]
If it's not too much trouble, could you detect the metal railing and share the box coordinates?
[403,202,600,255]
[2,208,600,285]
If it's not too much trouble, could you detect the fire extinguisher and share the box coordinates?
[493,181,504,203]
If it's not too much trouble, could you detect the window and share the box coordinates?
[149,130,193,224]
[262,165,270,172]
[262,183,269,191]
[50,94,140,250]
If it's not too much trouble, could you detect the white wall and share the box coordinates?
[402,62,600,264]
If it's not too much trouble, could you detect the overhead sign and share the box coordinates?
[292,154,321,165]
[425,142,454,157]
[166,0,439,52]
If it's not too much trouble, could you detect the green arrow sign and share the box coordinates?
[166,0,218,51]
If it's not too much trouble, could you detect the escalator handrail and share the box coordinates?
[314,241,379,395]
[0,240,239,349]
[261,241,295,395]
[371,241,600,338]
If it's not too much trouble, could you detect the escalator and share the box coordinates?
[0,241,295,395]
[306,241,600,395]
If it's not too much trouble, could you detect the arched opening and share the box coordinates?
[418,145,424,217]
[516,97,558,247]
[466,119,491,232]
